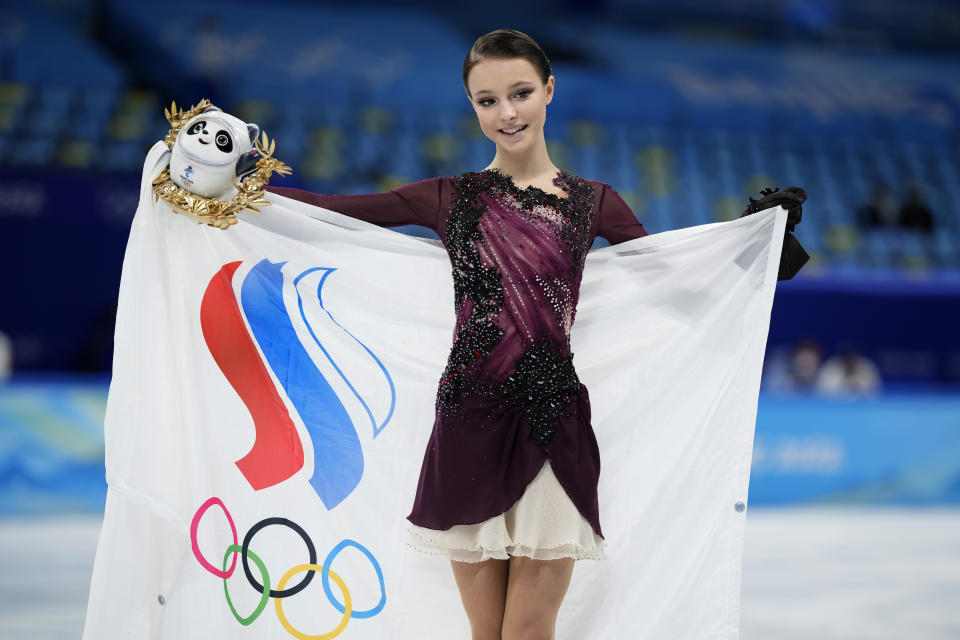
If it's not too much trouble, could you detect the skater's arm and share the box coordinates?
[595,183,650,245]
[265,177,447,233]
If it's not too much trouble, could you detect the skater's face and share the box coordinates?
[466,57,553,153]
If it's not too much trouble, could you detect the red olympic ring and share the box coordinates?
[191,497,239,579]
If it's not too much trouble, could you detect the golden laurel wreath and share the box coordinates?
[151,99,292,230]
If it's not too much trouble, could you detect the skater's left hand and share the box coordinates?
[742,186,806,233]
[741,186,810,281]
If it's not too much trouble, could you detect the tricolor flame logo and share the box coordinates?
[200,260,396,510]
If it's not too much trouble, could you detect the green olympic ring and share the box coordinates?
[222,544,270,625]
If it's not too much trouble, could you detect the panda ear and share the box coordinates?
[202,105,222,114]
[246,123,260,146]
[235,148,261,179]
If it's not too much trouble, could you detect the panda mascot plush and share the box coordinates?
[151,99,290,229]
[168,105,262,200]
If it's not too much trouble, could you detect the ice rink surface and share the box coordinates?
[2,506,959,639]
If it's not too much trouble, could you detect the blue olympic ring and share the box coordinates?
[321,539,387,619]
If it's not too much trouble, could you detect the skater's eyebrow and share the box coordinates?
[474,81,533,97]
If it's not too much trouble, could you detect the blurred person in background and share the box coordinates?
[763,337,825,393]
[791,339,825,389]
[816,342,882,395]
[858,180,900,229]
[899,181,935,234]
[0,330,11,382]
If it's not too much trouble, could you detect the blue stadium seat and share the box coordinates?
[99,141,149,172]
[24,108,69,138]
[10,137,56,166]
[73,112,109,142]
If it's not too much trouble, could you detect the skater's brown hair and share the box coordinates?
[462,29,552,98]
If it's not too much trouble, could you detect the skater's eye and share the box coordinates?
[215,131,233,152]
[478,89,533,107]
[187,121,205,135]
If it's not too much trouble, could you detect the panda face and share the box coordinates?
[180,119,236,161]
[169,109,258,198]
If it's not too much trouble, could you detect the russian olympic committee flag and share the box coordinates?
[83,141,787,639]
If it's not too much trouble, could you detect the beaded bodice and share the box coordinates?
[436,167,596,445]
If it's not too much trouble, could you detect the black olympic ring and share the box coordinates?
[241,517,318,598]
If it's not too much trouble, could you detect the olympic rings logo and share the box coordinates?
[190,497,387,638]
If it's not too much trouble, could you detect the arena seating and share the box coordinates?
[2,2,959,374]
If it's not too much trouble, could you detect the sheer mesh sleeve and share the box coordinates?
[596,182,649,245]
[265,177,449,233]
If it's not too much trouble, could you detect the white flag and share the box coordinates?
[83,141,786,639]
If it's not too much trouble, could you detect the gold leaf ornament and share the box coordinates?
[151,99,292,230]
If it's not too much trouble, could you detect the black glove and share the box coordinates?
[743,186,809,281]
[744,186,806,233]
[778,232,809,280]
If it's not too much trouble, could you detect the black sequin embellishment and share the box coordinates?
[500,339,581,445]
[435,170,507,407]
[435,167,594,446]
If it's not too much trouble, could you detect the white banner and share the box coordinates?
[83,141,786,639]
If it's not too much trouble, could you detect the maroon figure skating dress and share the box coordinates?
[266,167,649,562]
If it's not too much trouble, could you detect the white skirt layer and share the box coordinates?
[404,459,607,563]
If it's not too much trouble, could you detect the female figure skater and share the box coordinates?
[267,29,806,640]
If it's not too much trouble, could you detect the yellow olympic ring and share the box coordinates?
[274,563,352,640]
